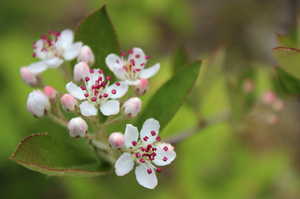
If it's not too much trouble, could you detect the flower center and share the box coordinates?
[33,30,62,58]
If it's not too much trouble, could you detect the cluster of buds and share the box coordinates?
[262,91,285,125]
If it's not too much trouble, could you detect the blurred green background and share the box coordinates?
[1,0,300,198]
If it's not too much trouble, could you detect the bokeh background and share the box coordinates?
[1,0,300,198]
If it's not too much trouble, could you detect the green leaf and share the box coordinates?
[171,44,189,74]
[135,61,202,132]
[276,34,296,48]
[10,133,111,177]
[275,67,300,96]
[273,47,300,80]
[74,4,120,78]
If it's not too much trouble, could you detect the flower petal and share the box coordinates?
[124,124,139,148]
[128,47,146,67]
[100,100,120,116]
[135,163,157,189]
[27,61,48,74]
[139,63,160,79]
[115,153,134,176]
[140,118,160,144]
[152,143,176,166]
[66,82,85,100]
[79,101,97,116]
[124,79,141,86]
[59,29,74,49]
[106,81,128,99]
[105,54,122,71]
[44,57,64,68]
[112,66,126,80]
[63,42,83,60]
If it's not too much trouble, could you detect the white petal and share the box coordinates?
[115,153,134,176]
[66,82,85,100]
[106,81,128,99]
[112,66,126,80]
[100,100,120,116]
[139,63,160,79]
[124,79,141,86]
[135,163,157,189]
[63,42,83,60]
[27,61,48,74]
[124,124,139,148]
[44,57,64,68]
[152,143,176,166]
[105,54,122,71]
[140,118,160,144]
[128,47,146,67]
[59,29,74,49]
[79,101,97,116]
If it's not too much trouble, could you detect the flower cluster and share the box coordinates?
[21,29,175,189]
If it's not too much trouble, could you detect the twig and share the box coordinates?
[47,113,68,128]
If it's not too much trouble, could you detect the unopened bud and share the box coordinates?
[122,97,142,118]
[77,45,95,66]
[68,117,88,138]
[61,94,78,112]
[243,79,254,93]
[263,91,276,104]
[20,67,42,87]
[27,90,51,117]
[73,62,90,82]
[43,86,58,103]
[108,132,125,149]
[133,78,149,96]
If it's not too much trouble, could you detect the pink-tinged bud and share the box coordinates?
[43,86,58,103]
[27,90,51,118]
[108,132,125,149]
[73,62,90,82]
[68,117,88,138]
[77,45,95,66]
[61,94,78,112]
[263,91,276,104]
[243,79,254,93]
[122,97,142,118]
[20,67,42,87]
[133,78,149,96]
[272,99,284,111]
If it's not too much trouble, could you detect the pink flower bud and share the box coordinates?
[263,91,276,104]
[20,67,42,87]
[122,97,142,118]
[61,94,78,112]
[68,117,88,138]
[27,90,51,117]
[108,132,125,149]
[133,78,149,96]
[43,86,58,103]
[73,62,90,82]
[77,45,95,66]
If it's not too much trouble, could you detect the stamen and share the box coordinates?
[92,97,97,102]
[41,35,47,40]
[140,158,145,163]
[111,89,116,94]
[145,55,150,59]
[103,93,108,98]
[143,136,149,141]
[54,32,60,37]
[32,53,36,57]
[135,54,140,58]
[116,60,119,64]
[115,82,120,86]
[129,49,134,54]
[156,168,162,173]
[80,86,86,90]
[151,152,156,157]
[84,93,89,97]
[85,77,90,82]
[48,30,53,34]
[152,147,157,151]
[156,136,161,142]
[132,141,137,146]
[140,147,145,151]
[163,157,168,162]
[149,157,154,161]
[147,168,152,174]
[98,70,103,74]
[147,144,152,150]
[101,81,106,86]
[90,69,94,73]
[163,146,168,151]
[135,152,141,158]
[151,131,156,136]
[141,63,145,66]
[99,95,102,99]
[121,52,127,57]
[106,75,111,81]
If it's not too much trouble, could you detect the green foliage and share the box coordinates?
[274,67,300,96]
[10,133,111,177]
[171,44,189,74]
[136,61,202,132]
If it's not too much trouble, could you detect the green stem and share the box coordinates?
[47,113,68,128]
[59,63,73,83]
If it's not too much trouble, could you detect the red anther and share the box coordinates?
[84,93,89,97]
[48,30,53,34]
[156,136,161,142]
[122,65,128,71]
[141,63,145,66]
[103,93,108,98]
[41,35,47,40]
[98,70,103,74]
[80,86,86,90]
[130,59,135,66]
[33,45,37,49]
[106,75,111,81]
[145,55,150,59]
[47,39,52,46]
[163,157,168,162]
[140,147,145,151]
[90,69,94,73]
[135,68,141,72]
[92,97,97,102]
[129,49,134,54]
[94,91,99,96]
[121,52,127,57]
[156,168,162,173]
[149,157,154,161]
[132,141,137,146]
[135,54,140,58]
[111,89,116,94]
[147,144,152,150]
[54,32,60,37]
[115,82,120,86]
[41,47,47,52]
[151,152,156,157]
[147,168,152,174]
[144,149,149,153]
[99,95,102,99]
[142,154,148,157]
[140,158,145,163]
[101,81,107,86]
[32,52,36,57]
[152,147,157,151]
[143,136,149,141]
[116,60,119,64]
[85,77,90,82]
[98,76,103,81]
[135,152,141,158]
[151,131,156,136]
[92,85,96,90]
[163,146,168,151]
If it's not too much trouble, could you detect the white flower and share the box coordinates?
[27,29,82,74]
[66,69,128,116]
[105,48,160,86]
[115,119,176,189]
